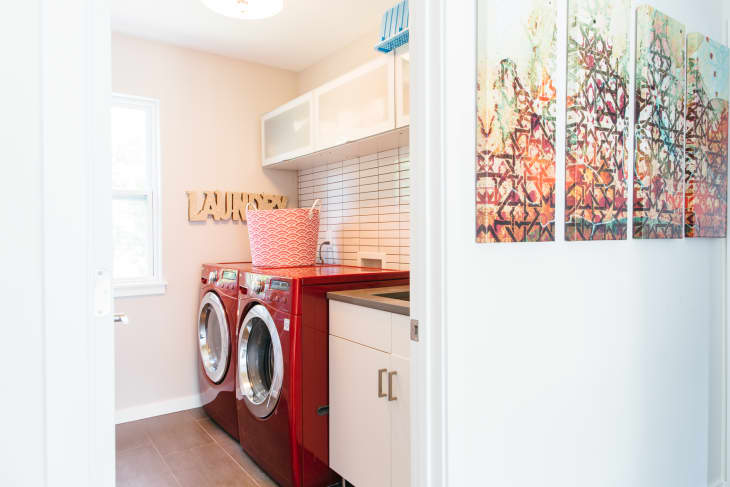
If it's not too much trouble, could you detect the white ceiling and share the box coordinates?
[111,0,394,72]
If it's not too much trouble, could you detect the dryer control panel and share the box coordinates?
[241,273,293,313]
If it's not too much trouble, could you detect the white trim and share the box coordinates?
[114,279,168,298]
[710,480,727,487]
[724,18,730,487]
[115,394,204,424]
[410,0,447,485]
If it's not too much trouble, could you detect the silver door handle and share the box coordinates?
[378,369,387,398]
[114,313,128,325]
[388,371,398,401]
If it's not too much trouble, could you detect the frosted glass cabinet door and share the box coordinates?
[261,93,314,166]
[314,56,395,150]
[395,47,410,128]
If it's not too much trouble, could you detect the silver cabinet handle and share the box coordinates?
[114,313,128,325]
[388,371,398,401]
[378,369,387,398]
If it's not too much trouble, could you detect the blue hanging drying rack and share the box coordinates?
[375,0,409,53]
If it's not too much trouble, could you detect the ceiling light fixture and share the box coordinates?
[201,0,283,20]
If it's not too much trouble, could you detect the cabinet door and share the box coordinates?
[329,335,391,487]
[314,56,395,150]
[261,93,314,166]
[395,47,410,128]
[390,354,410,487]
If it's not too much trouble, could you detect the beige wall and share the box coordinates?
[296,29,380,94]
[112,33,298,418]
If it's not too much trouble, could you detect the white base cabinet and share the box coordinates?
[328,301,410,487]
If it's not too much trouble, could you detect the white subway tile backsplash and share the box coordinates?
[360,222,378,231]
[378,172,399,183]
[378,156,397,167]
[359,159,379,171]
[360,167,379,178]
[359,175,379,186]
[343,158,359,167]
[360,152,378,162]
[359,214,379,223]
[298,146,410,268]
[360,206,379,216]
[379,221,399,230]
[360,183,379,193]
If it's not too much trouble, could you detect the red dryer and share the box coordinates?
[196,263,249,440]
[234,265,409,487]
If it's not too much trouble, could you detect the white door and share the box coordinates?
[329,335,392,487]
[44,0,115,485]
[1,1,115,485]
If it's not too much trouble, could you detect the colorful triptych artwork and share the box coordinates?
[565,0,630,241]
[633,6,686,239]
[685,34,729,238]
[476,3,729,243]
[476,0,557,243]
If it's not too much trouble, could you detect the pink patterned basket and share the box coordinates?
[245,200,320,267]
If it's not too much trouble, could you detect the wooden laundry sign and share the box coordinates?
[186,191,288,222]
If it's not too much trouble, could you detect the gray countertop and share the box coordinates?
[327,285,410,316]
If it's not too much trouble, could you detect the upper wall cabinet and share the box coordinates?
[314,56,395,150]
[395,46,409,128]
[261,92,315,167]
[261,53,409,169]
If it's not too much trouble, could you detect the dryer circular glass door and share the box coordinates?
[237,304,284,418]
[198,292,230,384]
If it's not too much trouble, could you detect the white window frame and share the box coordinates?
[112,93,166,297]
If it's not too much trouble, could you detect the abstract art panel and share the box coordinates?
[633,6,685,239]
[685,34,729,238]
[566,0,630,241]
[476,0,557,243]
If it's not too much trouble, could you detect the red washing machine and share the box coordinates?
[197,263,251,440]
[234,265,409,487]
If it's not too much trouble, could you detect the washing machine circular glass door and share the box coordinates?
[198,292,230,384]
[237,304,284,418]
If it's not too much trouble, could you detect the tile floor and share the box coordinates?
[116,408,278,487]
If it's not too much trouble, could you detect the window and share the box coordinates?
[111,94,166,297]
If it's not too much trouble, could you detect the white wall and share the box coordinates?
[0,2,45,485]
[438,1,726,486]
[112,33,299,421]
[296,29,380,94]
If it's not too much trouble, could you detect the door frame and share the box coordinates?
[42,0,115,485]
[410,0,448,485]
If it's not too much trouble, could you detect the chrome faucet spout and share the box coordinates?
[318,241,331,264]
